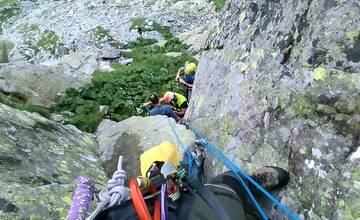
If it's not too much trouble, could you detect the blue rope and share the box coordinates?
[186,123,300,220]
[167,118,195,177]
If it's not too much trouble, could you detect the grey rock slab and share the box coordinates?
[0,103,106,219]
[100,48,122,60]
[119,58,133,65]
[99,105,109,115]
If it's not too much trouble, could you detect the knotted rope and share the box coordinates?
[87,155,128,220]
[99,156,128,207]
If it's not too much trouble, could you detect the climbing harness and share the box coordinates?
[167,119,300,220]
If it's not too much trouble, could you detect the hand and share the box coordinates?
[179,78,188,86]
[282,45,292,54]
[142,102,150,107]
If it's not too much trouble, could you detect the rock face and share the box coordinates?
[0,52,99,107]
[0,103,106,219]
[187,0,360,219]
[96,116,196,178]
[177,21,217,55]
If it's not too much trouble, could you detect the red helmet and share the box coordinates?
[163,92,175,103]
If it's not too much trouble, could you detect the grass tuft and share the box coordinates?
[214,0,226,11]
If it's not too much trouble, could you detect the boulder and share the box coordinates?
[0,62,85,108]
[187,0,360,219]
[170,0,211,16]
[165,52,182,57]
[50,113,65,123]
[99,60,114,72]
[0,44,9,63]
[42,52,100,78]
[0,103,106,219]
[99,105,109,115]
[99,48,122,60]
[119,58,133,65]
[0,52,100,108]
[177,21,216,54]
[96,116,196,178]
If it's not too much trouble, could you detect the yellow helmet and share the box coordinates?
[185,62,196,73]
[140,141,180,177]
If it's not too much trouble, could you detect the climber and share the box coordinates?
[280,33,294,64]
[93,141,291,220]
[162,91,188,117]
[176,62,196,99]
[148,94,179,121]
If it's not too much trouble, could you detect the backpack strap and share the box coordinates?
[187,178,232,220]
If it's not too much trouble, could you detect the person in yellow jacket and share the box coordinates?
[162,91,188,117]
[176,62,196,99]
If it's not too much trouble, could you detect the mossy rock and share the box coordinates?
[0,103,106,218]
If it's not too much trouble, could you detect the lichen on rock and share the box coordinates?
[0,103,106,219]
[187,0,360,218]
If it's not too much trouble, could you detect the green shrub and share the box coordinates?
[54,37,196,132]
[0,0,20,31]
[91,26,120,47]
[19,25,69,60]
[130,17,173,40]
[67,112,103,133]
[214,0,226,11]
[125,38,158,49]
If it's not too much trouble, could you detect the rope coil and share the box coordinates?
[87,156,128,220]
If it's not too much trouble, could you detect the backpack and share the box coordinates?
[94,174,247,220]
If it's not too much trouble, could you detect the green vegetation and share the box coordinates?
[19,24,68,60]
[130,17,173,40]
[214,0,226,11]
[0,92,51,118]
[54,36,193,132]
[0,0,20,31]
[36,30,66,55]
[91,26,120,48]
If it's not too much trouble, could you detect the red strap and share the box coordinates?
[150,185,160,220]
[130,178,152,220]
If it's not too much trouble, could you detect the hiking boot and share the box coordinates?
[250,166,290,191]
